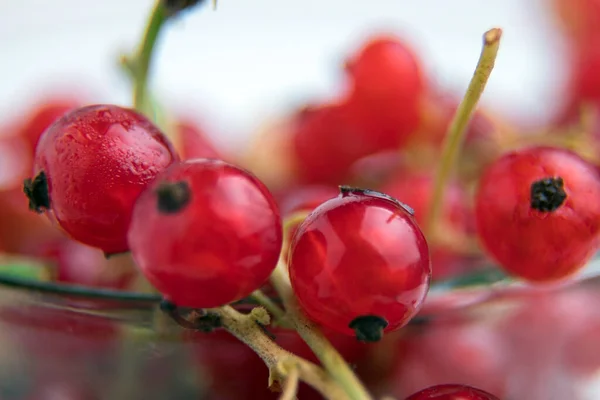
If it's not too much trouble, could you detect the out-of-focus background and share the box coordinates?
[0,0,567,151]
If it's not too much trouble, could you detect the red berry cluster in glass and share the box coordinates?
[6,3,600,399]
[288,186,431,341]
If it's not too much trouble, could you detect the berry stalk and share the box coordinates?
[130,0,206,116]
[210,305,350,400]
[132,1,168,115]
[425,28,502,238]
[270,259,374,400]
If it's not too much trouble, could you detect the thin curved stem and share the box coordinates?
[270,261,373,400]
[212,305,349,400]
[132,1,168,114]
[279,365,300,400]
[425,28,502,237]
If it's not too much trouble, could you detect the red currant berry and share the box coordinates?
[23,104,178,254]
[382,173,476,280]
[292,98,416,185]
[289,187,431,341]
[404,384,500,400]
[291,101,368,184]
[475,146,600,282]
[345,33,424,114]
[552,0,600,42]
[566,41,600,107]
[174,119,221,161]
[128,159,283,308]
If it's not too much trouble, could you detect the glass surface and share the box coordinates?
[0,261,598,399]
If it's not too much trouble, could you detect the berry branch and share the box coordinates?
[270,260,373,400]
[425,28,502,238]
[250,289,292,328]
[207,305,350,400]
[131,1,168,114]
[129,0,207,116]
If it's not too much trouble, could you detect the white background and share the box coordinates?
[0,0,569,152]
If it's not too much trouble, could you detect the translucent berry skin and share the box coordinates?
[404,384,500,400]
[289,189,431,338]
[475,146,600,282]
[29,104,178,254]
[128,159,283,308]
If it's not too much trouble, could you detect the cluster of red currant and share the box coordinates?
[2,0,600,399]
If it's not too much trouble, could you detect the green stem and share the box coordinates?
[270,260,373,400]
[425,28,502,238]
[213,306,349,400]
[132,1,168,114]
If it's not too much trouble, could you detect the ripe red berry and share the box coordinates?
[404,384,500,400]
[23,104,178,254]
[288,187,431,341]
[345,33,424,116]
[291,101,369,184]
[382,173,475,280]
[475,146,600,282]
[128,158,283,308]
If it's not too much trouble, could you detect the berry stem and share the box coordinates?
[278,364,300,400]
[250,289,292,328]
[132,1,168,115]
[211,305,350,400]
[270,260,373,400]
[425,28,502,238]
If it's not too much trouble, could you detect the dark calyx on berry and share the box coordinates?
[349,315,388,342]
[23,171,50,213]
[339,185,415,215]
[530,177,567,212]
[156,181,191,214]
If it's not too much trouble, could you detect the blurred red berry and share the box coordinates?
[24,104,178,254]
[404,384,500,400]
[128,159,282,308]
[16,99,79,151]
[392,320,507,397]
[475,146,600,282]
[552,0,600,42]
[29,238,134,290]
[345,34,424,129]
